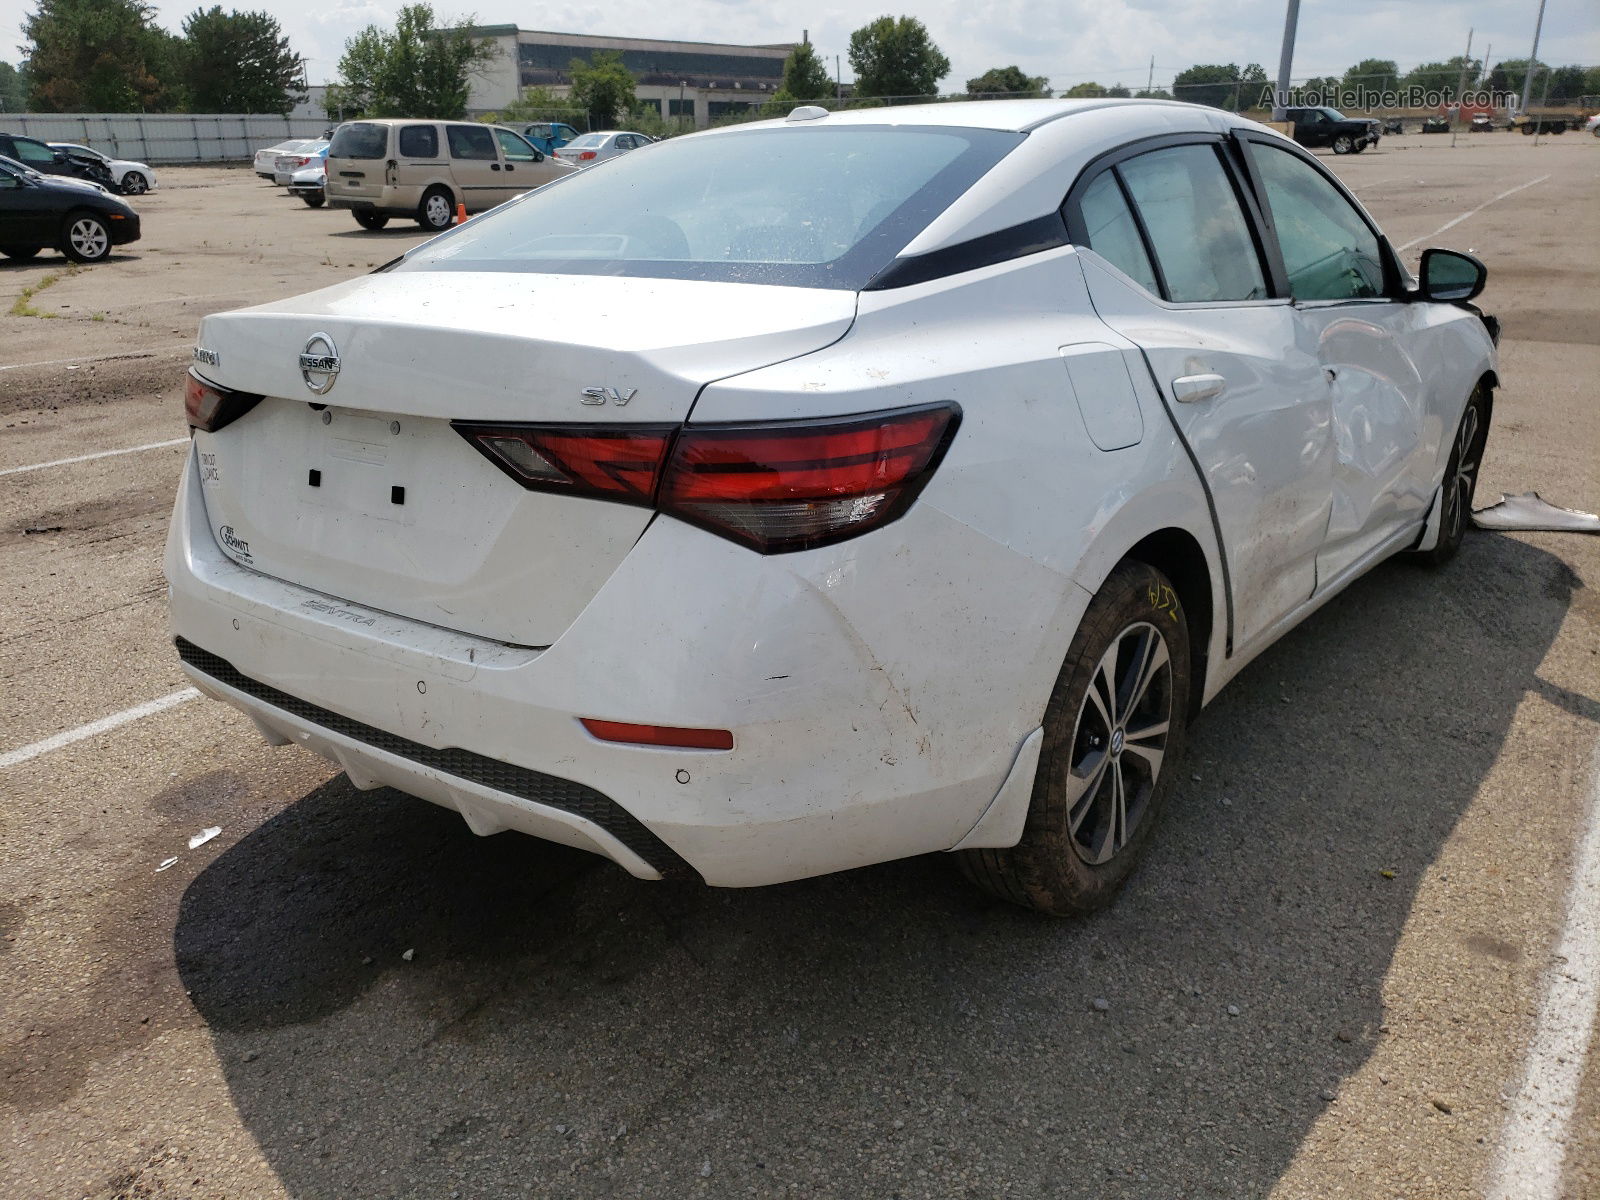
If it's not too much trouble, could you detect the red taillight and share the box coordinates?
[452,403,960,553]
[184,370,262,434]
[454,423,675,504]
[660,404,961,552]
[578,150,597,160]
[580,718,734,751]
[294,156,311,167]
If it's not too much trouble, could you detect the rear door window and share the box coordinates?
[329,123,389,159]
[1116,144,1268,303]
[494,129,540,162]
[15,138,57,167]
[1076,171,1160,294]
[447,125,497,161]
[398,125,439,158]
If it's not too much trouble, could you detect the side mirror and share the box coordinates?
[1418,248,1487,303]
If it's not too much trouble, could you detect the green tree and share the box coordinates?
[1486,58,1542,95]
[1401,57,1479,101]
[781,41,833,101]
[967,65,1047,98]
[847,15,949,101]
[0,61,28,112]
[1543,65,1587,103]
[1237,62,1269,109]
[181,7,303,113]
[1134,87,1172,100]
[1341,57,1399,103]
[1171,63,1239,109]
[1106,83,1130,98]
[22,0,184,111]
[568,49,635,127]
[330,5,494,119]
[1064,81,1105,98]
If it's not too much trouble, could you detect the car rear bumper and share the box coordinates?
[165,446,1046,887]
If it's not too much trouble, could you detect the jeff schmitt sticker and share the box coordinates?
[217,525,252,563]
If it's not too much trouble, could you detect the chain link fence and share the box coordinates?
[1,113,333,164]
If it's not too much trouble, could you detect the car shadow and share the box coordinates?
[175,532,1578,1198]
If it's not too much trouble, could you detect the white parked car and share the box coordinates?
[274,140,328,187]
[553,129,655,165]
[47,142,158,195]
[254,139,315,180]
[169,100,1497,913]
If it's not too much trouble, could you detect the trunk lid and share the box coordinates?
[192,271,856,646]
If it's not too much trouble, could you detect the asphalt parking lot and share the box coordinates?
[2,133,1598,1199]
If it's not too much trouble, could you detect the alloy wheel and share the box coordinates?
[69,218,109,260]
[1066,621,1173,866]
[1443,402,1482,543]
[122,173,147,195]
[426,194,452,227]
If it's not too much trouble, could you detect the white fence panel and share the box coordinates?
[5,113,331,164]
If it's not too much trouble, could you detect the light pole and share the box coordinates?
[1273,0,1301,119]
[1518,0,1548,116]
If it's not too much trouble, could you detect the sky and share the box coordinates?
[1,0,1596,93]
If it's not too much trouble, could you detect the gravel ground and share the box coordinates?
[1,137,1597,1199]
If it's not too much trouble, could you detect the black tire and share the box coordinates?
[60,212,112,263]
[353,210,389,230]
[960,561,1192,916]
[1353,140,1368,153]
[417,186,455,232]
[1332,134,1355,154]
[120,171,148,196]
[1521,123,1535,136]
[301,192,326,208]
[0,245,42,261]
[1413,385,1489,568]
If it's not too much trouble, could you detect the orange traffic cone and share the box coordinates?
[455,202,468,224]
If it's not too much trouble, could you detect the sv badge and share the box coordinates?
[580,386,637,407]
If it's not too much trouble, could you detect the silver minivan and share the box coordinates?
[326,119,577,232]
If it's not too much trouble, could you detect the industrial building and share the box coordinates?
[462,27,803,128]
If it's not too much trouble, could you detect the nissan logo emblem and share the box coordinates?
[299,332,340,394]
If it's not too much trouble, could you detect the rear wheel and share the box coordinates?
[417,186,455,232]
[960,561,1191,916]
[300,192,326,208]
[0,245,42,261]
[353,210,389,230]
[1332,134,1355,154]
[1353,140,1368,153]
[120,171,148,195]
[61,212,112,263]
[1414,385,1489,567]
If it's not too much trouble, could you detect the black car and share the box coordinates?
[1283,106,1381,154]
[0,132,117,188]
[0,155,141,263]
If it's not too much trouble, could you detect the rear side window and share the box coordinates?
[1116,144,1267,303]
[15,138,56,166]
[329,123,388,159]
[447,125,496,160]
[495,129,539,162]
[1249,143,1384,301]
[398,125,438,158]
[1077,171,1160,294]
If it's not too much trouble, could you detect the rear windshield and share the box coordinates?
[393,125,1024,290]
[329,123,389,160]
[565,134,605,148]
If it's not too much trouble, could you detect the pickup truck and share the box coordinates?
[1283,106,1381,154]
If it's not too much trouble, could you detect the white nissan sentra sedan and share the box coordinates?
[168,100,1496,914]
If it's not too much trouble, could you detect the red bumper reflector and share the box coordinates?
[580,718,734,751]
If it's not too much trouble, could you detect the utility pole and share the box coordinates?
[1518,0,1547,116]
[1146,56,1154,97]
[1272,0,1300,119]
[1450,29,1473,147]
[835,55,842,102]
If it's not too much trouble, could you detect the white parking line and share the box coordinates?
[0,351,162,373]
[1486,751,1600,1199]
[0,437,188,478]
[0,689,200,770]
[1396,175,1551,252]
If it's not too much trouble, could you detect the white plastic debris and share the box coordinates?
[187,826,221,849]
[156,856,179,872]
[1472,492,1600,533]
[401,948,415,961]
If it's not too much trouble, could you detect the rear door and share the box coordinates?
[445,124,502,211]
[327,123,390,203]
[1237,134,1431,586]
[492,128,554,198]
[1069,138,1334,652]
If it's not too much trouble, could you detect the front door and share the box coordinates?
[1239,136,1431,587]
[1069,140,1335,652]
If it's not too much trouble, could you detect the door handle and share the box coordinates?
[1171,374,1226,404]
[490,163,501,171]
[505,164,515,171]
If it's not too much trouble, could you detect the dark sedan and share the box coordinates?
[0,155,141,263]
